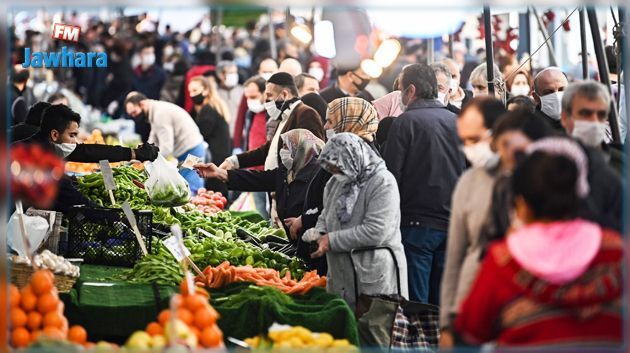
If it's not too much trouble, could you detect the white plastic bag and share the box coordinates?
[144,154,191,206]
[8,211,50,257]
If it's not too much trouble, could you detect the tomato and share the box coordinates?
[220,197,227,207]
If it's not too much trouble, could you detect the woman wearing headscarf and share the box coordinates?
[284,97,380,274]
[303,133,408,310]
[194,129,323,238]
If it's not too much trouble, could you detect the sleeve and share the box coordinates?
[301,170,331,231]
[232,95,248,149]
[66,144,132,163]
[315,180,333,234]
[153,121,175,158]
[226,168,277,192]
[382,118,409,184]
[197,108,218,144]
[453,250,502,345]
[235,141,271,169]
[439,175,471,329]
[328,175,399,252]
[296,108,325,140]
[12,97,28,125]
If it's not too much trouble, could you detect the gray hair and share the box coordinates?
[561,80,611,116]
[430,62,452,87]
[469,63,502,85]
[217,60,236,74]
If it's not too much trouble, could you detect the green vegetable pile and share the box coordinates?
[113,234,305,285]
[212,285,293,309]
[148,182,190,206]
[77,166,150,208]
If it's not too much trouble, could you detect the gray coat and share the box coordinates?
[316,168,409,310]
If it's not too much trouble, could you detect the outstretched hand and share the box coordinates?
[193,163,228,182]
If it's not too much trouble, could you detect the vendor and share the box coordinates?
[15,104,159,213]
[124,91,206,193]
[194,129,323,254]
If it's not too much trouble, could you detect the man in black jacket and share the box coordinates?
[532,67,568,133]
[319,64,374,104]
[383,63,467,305]
[11,102,50,142]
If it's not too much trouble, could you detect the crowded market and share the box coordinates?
[4,2,628,352]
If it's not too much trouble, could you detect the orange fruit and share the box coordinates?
[10,285,21,308]
[20,284,33,296]
[146,322,163,336]
[31,330,42,342]
[199,325,223,348]
[31,270,54,296]
[10,308,28,328]
[11,327,31,348]
[193,307,216,329]
[36,293,59,314]
[180,280,191,296]
[20,291,37,312]
[42,312,64,329]
[189,326,201,339]
[68,325,88,345]
[42,327,65,340]
[157,310,170,326]
[176,308,193,326]
[27,311,43,331]
[185,295,207,312]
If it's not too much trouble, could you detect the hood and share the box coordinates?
[503,220,623,309]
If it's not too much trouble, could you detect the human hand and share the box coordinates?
[284,216,303,241]
[311,234,330,258]
[219,159,235,170]
[134,143,160,161]
[439,329,454,349]
[193,163,228,182]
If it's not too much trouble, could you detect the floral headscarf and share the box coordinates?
[319,132,386,223]
[280,129,325,183]
[325,97,379,142]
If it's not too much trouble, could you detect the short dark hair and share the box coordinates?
[244,75,266,94]
[124,92,148,106]
[506,95,536,114]
[47,92,67,104]
[40,104,81,135]
[400,63,437,100]
[267,72,299,97]
[512,151,579,219]
[294,73,317,91]
[492,109,553,141]
[460,96,506,130]
[25,102,51,126]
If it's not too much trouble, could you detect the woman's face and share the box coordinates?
[188,80,207,98]
[511,73,530,90]
[494,130,532,171]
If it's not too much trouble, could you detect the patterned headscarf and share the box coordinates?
[319,133,386,223]
[325,97,379,142]
[280,129,325,183]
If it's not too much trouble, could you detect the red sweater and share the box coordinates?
[455,229,624,347]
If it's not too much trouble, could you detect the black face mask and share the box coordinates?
[352,73,370,92]
[13,70,30,85]
[191,93,205,105]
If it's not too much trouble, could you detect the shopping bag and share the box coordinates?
[144,154,191,206]
[228,192,257,212]
[8,211,50,257]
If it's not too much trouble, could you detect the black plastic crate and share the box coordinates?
[66,205,153,267]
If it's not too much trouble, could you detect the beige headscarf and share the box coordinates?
[325,97,379,142]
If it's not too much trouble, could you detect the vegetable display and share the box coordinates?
[197,261,325,295]
[243,323,357,351]
[190,188,227,215]
[13,251,80,278]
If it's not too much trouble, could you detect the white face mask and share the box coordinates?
[279,148,293,170]
[264,100,282,120]
[510,85,530,97]
[224,72,239,88]
[247,99,265,113]
[449,78,460,94]
[572,120,607,147]
[163,46,174,58]
[462,141,495,168]
[437,92,448,105]
[334,173,351,183]
[53,143,77,158]
[261,72,273,81]
[141,53,155,68]
[540,91,563,121]
[163,62,175,73]
[308,67,325,82]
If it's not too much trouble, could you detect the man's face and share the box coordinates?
[258,59,278,77]
[126,102,144,118]
[471,78,488,97]
[221,65,238,80]
[264,83,287,102]
[244,82,263,101]
[457,107,488,146]
[494,130,531,171]
[561,93,609,134]
[51,121,79,144]
[299,77,320,96]
[435,72,451,104]
[348,68,370,94]
[534,70,568,104]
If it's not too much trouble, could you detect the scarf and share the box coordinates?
[325,97,379,142]
[280,129,325,183]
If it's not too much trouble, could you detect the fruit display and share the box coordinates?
[197,261,325,295]
[9,269,88,348]
[113,232,306,286]
[125,280,223,350]
[13,251,80,278]
[244,324,357,351]
[190,188,227,215]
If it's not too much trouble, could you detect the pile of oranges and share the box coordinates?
[9,269,88,348]
[144,280,224,349]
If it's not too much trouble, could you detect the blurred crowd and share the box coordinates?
[8,9,627,349]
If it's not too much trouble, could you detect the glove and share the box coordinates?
[134,143,159,161]
[302,228,323,243]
